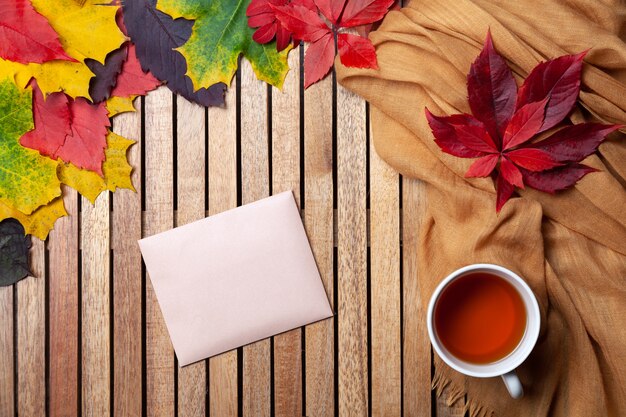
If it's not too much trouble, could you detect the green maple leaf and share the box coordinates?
[0,219,31,287]
[156,0,291,89]
[0,78,61,215]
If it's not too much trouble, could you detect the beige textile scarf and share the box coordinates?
[336,1,626,416]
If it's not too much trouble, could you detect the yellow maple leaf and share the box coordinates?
[58,131,136,203]
[0,198,67,240]
[1,0,127,99]
[106,95,137,117]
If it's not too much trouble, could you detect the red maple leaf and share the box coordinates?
[20,81,110,176]
[110,44,161,97]
[246,0,315,52]
[0,0,75,64]
[265,0,393,87]
[426,31,622,212]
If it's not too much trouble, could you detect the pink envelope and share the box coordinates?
[138,191,333,366]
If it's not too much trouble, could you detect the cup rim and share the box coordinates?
[427,263,541,378]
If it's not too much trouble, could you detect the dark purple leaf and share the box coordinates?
[521,163,596,193]
[0,219,31,287]
[86,43,128,103]
[516,51,586,132]
[530,122,622,162]
[467,30,517,145]
[122,0,226,107]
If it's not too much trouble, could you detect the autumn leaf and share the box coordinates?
[110,44,161,98]
[106,95,137,117]
[58,132,135,204]
[247,0,316,51]
[0,78,61,215]
[425,32,622,211]
[20,81,110,176]
[0,198,67,240]
[122,0,225,107]
[273,0,393,87]
[0,219,31,287]
[157,0,291,89]
[0,0,74,64]
[2,0,127,99]
[87,44,128,103]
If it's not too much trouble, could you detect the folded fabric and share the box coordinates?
[138,191,333,366]
[336,1,626,416]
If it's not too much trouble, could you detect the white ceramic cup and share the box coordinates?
[427,264,541,399]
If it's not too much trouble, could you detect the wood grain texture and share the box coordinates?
[208,79,239,417]
[436,387,465,417]
[81,191,111,417]
[272,49,302,417]
[144,86,175,417]
[176,96,207,417]
[48,187,79,417]
[16,239,45,416]
[370,123,401,416]
[304,73,334,417]
[402,177,432,417]
[0,286,13,417]
[337,85,368,416]
[240,59,271,417]
[112,100,143,417]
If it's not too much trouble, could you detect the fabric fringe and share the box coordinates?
[432,367,495,417]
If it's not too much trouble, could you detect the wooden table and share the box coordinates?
[0,52,464,416]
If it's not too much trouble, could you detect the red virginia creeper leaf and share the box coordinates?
[276,24,292,51]
[453,124,498,154]
[530,122,622,162]
[521,163,596,193]
[304,32,335,88]
[496,174,515,212]
[355,0,400,37]
[465,154,499,178]
[516,51,586,132]
[337,33,378,69]
[499,157,524,188]
[272,3,330,42]
[502,97,548,150]
[314,0,346,24]
[425,110,486,158]
[340,0,395,28]
[110,44,161,97]
[505,148,562,171]
[467,31,517,144]
[253,22,277,43]
[0,0,75,64]
[20,81,71,157]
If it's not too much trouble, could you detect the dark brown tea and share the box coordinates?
[434,272,526,364]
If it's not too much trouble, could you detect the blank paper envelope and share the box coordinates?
[138,191,333,366]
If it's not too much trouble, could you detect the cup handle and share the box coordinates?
[501,370,523,399]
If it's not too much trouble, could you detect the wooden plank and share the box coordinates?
[271,49,302,417]
[369,123,401,416]
[144,86,175,416]
[112,100,143,417]
[402,177,431,417]
[48,188,79,417]
[16,239,46,416]
[240,58,271,417]
[176,96,207,416]
[303,73,334,416]
[0,286,13,417]
[81,192,111,416]
[336,85,368,415]
[208,80,238,417]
